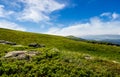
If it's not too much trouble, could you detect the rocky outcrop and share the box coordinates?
[4,51,40,60]
[4,51,26,58]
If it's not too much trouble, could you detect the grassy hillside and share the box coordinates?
[0,28,120,76]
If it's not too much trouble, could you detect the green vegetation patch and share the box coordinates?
[0,28,120,76]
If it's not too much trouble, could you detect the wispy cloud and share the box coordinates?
[0,20,26,31]
[46,12,120,36]
[0,0,65,23]
[100,12,120,20]
[22,0,64,22]
[0,5,14,18]
[0,0,65,31]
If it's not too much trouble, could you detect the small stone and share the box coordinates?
[112,61,119,64]
[12,45,23,47]
[84,55,93,60]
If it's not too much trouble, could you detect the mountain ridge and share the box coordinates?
[81,34,120,45]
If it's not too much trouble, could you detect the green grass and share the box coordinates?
[0,28,120,76]
[0,28,120,61]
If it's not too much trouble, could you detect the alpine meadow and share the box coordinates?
[0,28,120,77]
[0,0,120,77]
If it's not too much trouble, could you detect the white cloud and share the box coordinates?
[46,13,120,36]
[0,0,65,31]
[100,12,120,20]
[0,5,14,18]
[18,0,65,22]
[0,0,65,23]
[112,13,120,19]
[0,20,26,31]
[100,12,111,17]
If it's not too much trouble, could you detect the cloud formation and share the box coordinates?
[0,20,26,31]
[0,5,14,18]
[19,0,65,22]
[0,0,65,23]
[0,0,65,31]
[46,12,120,36]
[100,12,120,20]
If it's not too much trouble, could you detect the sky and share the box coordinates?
[0,0,120,37]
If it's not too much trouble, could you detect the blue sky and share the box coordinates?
[0,0,120,36]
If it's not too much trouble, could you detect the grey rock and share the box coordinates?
[84,55,93,60]
[4,51,40,60]
[28,43,40,48]
[0,40,6,43]
[27,51,40,57]
[4,41,16,45]
[0,40,16,45]
[17,54,29,60]
[4,51,27,58]
[28,43,45,48]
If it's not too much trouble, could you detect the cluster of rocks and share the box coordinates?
[0,40,45,48]
[0,40,45,60]
[0,40,16,45]
[4,51,40,60]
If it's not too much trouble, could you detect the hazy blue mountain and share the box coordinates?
[81,35,120,45]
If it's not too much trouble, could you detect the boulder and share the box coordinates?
[4,51,27,58]
[0,40,6,43]
[4,41,16,45]
[4,51,40,60]
[28,43,45,48]
[28,43,40,48]
[0,40,16,45]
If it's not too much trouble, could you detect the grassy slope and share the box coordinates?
[0,28,120,76]
[0,28,120,61]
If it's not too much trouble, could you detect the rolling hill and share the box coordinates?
[0,28,120,77]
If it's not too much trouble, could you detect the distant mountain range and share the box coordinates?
[81,35,120,45]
